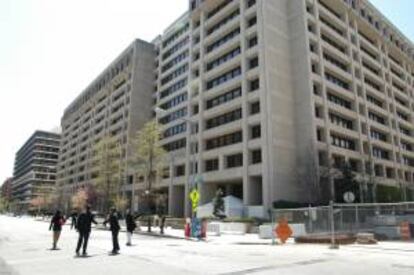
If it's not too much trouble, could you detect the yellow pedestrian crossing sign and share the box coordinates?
[189,188,200,212]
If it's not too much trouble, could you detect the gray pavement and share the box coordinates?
[1,215,414,275]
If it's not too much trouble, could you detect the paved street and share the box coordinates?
[1,215,414,275]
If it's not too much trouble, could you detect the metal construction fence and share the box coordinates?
[271,202,414,241]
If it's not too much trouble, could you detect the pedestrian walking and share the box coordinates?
[104,207,120,254]
[49,210,65,250]
[75,205,98,257]
[125,209,137,246]
[70,210,78,230]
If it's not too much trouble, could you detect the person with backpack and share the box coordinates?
[49,210,65,250]
[103,207,121,254]
[75,205,98,257]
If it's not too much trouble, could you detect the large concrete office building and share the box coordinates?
[59,0,414,217]
[57,40,155,205]
[11,131,60,212]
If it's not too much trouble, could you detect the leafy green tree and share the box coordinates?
[129,120,166,232]
[93,135,124,213]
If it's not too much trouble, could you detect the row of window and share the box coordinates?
[206,47,241,71]
[163,138,186,152]
[207,27,240,53]
[160,93,187,110]
[327,92,352,109]
[161,51,188,73]
[206,67,241,90]
[372,147,389,160]
[326,72,349,90]
[331,134,356,151]
[206,131,242,150]
[160,79,187,99]
[329,113,353,130]
[206,0,233,19]
[161,64,188,85]
[206,87,241,109]
[162,37,189,61]
[159,108,187,125]
[162,23,189,48]
[163,123,186,138]
[206,108,242,130]
[207,8,240,36]
[370,129,387,142]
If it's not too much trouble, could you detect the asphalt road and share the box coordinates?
[1,215,414,275]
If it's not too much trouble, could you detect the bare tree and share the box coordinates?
[129,120,166,232]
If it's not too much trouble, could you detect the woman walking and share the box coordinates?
[125,209,137,246]
[49,210,65,250]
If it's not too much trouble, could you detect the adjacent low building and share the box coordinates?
[57,39,156,210]
[11,131,60,212]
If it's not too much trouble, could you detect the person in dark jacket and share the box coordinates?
[70,211,78,230]
[104,207,121,254]
[49,210,65,250]
[75,205,98,256]
[125,209,137,246]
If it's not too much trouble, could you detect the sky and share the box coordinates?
[0,0,413,184]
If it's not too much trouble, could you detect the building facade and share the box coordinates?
[59,0,414,217]
[57,39,156,210]
[11,131,60,212]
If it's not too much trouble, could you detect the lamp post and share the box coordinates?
[154,107,200,218]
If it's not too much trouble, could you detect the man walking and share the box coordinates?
[104,207,120,254]
[75,205,98,257]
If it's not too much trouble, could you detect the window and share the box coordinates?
[251,150,262,164]
[331,134,356,151]
[250,101,260,114]
[368,112,386,125]
[247,0,256,8]
[249,78,260,92]
[251,125,261,139]
[249,57,259,69]
[372,147,389,160]
[248,16,257,28]
[163,138,186,152]
[206,108,242,129]
[207,9,240,36]
[205,159,219,172]
[207,27,240,53]
[206,131,242,150]
[159,108,187,124]
[327,93,351,109]
[160,79,187,98]
[248,36,258,48]
[206,67,241,90]
[162,37,189,60]
[175,165,185,177]
[206,47,241,71]
[227,153,243,168]
[206,87,242,109]
[370,130,387,142]
[163,123,186,138]
[325,72,349,90]
[329,113,353,130]
[161,64,188,85]
[160,93,187,110]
